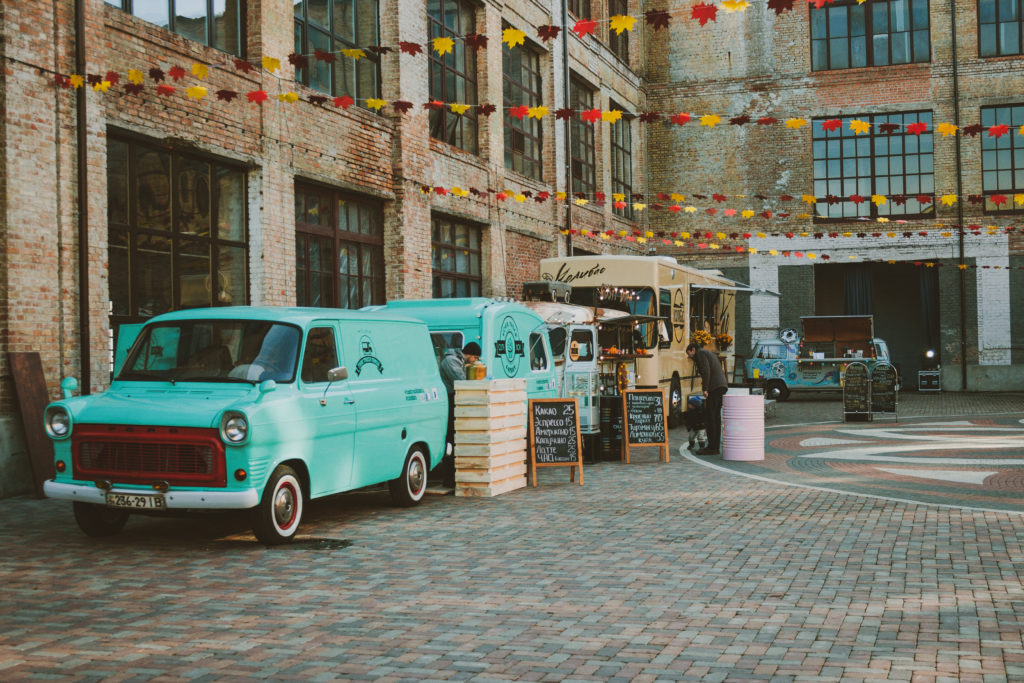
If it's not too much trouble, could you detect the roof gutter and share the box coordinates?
[75,0,91,394]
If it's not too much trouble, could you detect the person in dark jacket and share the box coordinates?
[438,342,480,486]
[686,342,728,455]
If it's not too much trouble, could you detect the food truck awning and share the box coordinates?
[690,281,781,296]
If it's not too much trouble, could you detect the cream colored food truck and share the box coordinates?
[539,255,742,428]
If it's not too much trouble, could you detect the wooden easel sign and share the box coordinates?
[622,389,669,463]
[528,398,584,486]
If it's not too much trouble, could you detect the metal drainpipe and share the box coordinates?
[949,0,966,390]
[75,0,91,394]
[562,0,573,256]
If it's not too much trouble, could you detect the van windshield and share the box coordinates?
[118,320,302,384]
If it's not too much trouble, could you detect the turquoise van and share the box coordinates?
[43,306,447,544]
[365,298,558,399]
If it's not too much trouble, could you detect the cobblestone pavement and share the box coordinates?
[2,393,1024,681]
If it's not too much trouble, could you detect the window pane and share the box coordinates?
[109,230,130,316]
[135,2,169,29]
[136,147,171,231]
[137,234,172,316]
[174,0,208,45]
[108,138,129,225]
[217,167,245,241]
[218,245,246,306]
[309,0,329,26]
[176,157,212,237]
[179,238,211,308]
[212,0,240,54]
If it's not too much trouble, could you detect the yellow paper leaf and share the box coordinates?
[1015,193,1024,206]
[366,98,386,110]
[748,248,758,254]
[716,232,726,240]
[721,0,750,11]
[887,233,896,238]
[670,193,685,201]
[842,232,852,237]
[637,237,647,244]
[742,210,755,218]
[575,198,588,206]
[514,193,526,202]
[710,243,720,250]
[601,233,610,240]
[941,231,952,237]
[802,194,817,204]
[556,192,567,200]
[769,249,778,256]
[849,255,858,259]
[633,203,647,211]
[432,37,455,56]
[937,122,958,137]
[700,114,721,128]
[785,117,807,129]
[450,103,471,115]
[602,109,623,123]
[93,80,111,92]
[680,232,691,239]
[502,27,527,48]
[450,187,468,197]
[876,217,889,223]
[850,119,871,134]
[262,56,281,73]
[341,48,365,60]
[808,253,816,259]
[756,232,766,239]
[940,193,957,206]
[684,206,698,214]
[612,193,626,202]
[527,106,548,119]
[127,69,144,85]
[186,85,208,100]
[797,213,811,219]
[675,240,685,246]
[645,231,654,238]
[69,74,84,89]
[871,194,887,206]
[191,62,209,80]
[277,92,299,103]
[609,14,637,34]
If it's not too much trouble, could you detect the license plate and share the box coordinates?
[105,492,166,510]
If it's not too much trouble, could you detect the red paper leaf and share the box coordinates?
[581,108,602,123]
[645,9,671,30]
[104,71,120,85]
[314,49,335,63]
[778,212,790,218]
[149,67,165,82]
[730,115,751,126]
[289,53,308,68]
[992,194,1008,206]
[595,192,606,202]
[807,0,834,8]
[216,89,238,102]
[233,58,255,73]
[434,187,447,196]
[767,0,796,14]
[712,193,727,202]
[536,191,550,202]
[124,83,145,95]
[779,195,794,201]
[916,194,933,204]
[572,19,598,37]
[478,103,497,116]
[762,212,773,220]
[509,105,529,120]
[670,112,691,125]
[906,121,928,135]
[399,41,423,56]
[657,193,670,200]
[962,124,983,137]
[693,194,708,200]
[538,25,562,41]
[757,116,778,125]
[822,118,842,132]
[891,194,907,205]
[391,100,413,114]
[308,95,328,106]
[464,33,488,51]
[614,201,627,209]
[669,205,682,213]
[424,100,444,110]
[156,84,175,96]
[988,124,1010,138]
[849,194,865,204]
[691,2,718,26]
[555,108,574,121]
[168,65,187,81]
[55,75,71,89]
[785,232,794,239]
[246,89,268,103]
[496,192,508,201]
[334,95,354,109]
[968,194,984,205]
[639,112,660,123]
[705,208,718,215]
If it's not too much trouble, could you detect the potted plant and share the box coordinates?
[715,333,733,352]
[690,329,713,348]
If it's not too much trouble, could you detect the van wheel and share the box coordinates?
[390,447,428,507]
[253,465,303,545]
[767,380,790,401]
[73,502,129,537]
[668,375,683,428]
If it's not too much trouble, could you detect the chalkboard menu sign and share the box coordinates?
[622,389,670,463]
[871,362,898,416]
[843,362,872,421]
[528,398,583,486]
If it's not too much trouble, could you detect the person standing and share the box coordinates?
[686,342,728,455]
[439,342,481,486]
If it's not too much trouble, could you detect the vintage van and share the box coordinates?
[364,298,558,399]
[43,306,448,544]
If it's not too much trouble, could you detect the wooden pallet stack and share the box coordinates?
[452,378,527,497]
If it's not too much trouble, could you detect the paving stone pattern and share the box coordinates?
[2,393,1023,681]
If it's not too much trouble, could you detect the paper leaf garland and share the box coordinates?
[722,0,750,11]
[691,2,718,26]
[464,33,488,51]
[989,124,1010,138]
[450,102,471,115]
[609,15,637,34]
[785,117,807,129]
[849,119,871,134]
[502,27,527,48]
[288,52,308,68]
[341,48,366,60]
[671,112,692,125]
[940,194,958,206]
[334,95,354,109]
[906,121,928,135]
[156,84,176,96]
[581,108,602,123]
[168,65,187,81]
[646,9,671,29]
[366,98,387,110]
[186,85,208,100]
[392,100,414,114]
[127,69,144,85]
[699,114,721,128]
[246,89,268,103]
[767,0,796,13]
[478,103,497,116]
[572,19,598,37]
[527,106,548,119]
[602,109,623,123]
[262,56,281,73]
[191,62,209,80]
[432,37,455,56]
[937,122,958,136]
[399,41,423,56]
[509,105,529,119]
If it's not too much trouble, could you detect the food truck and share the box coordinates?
[745,315,893,400]
[539,255,744,428]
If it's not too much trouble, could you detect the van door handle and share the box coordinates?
[344,398,356,405]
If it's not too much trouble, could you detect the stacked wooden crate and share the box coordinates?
[452,378,527,497]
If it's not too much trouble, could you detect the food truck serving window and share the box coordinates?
[756,343,789,360]
[569,328,595,362]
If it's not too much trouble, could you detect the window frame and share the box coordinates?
[981,104,1024,214]
[608,0,630,63]
[431,215,483,298]
[427,0,479,154]
[293,0,382,103]
[809,0,931,71]
[979,0,1024,57]
[502,35,544,181]
[568,0,590,18]
[295,183,385,309]
[610,103,633,219]
[570,76,597,198]
[812,110,935,222]
[105,0,244,56]
[107,132,249,328]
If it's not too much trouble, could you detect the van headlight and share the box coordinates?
[45,406,72,439]
[220,412,249,444]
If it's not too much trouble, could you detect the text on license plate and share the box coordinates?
[105,493,166,509]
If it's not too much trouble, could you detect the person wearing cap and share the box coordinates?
[439,342,481,486]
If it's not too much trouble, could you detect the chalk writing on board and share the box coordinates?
[624,391,666,445]
[531,401,579,464]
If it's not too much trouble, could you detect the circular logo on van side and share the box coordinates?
[356,335,383,375]
[495,316,524,377]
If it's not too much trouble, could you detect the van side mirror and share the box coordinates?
[258,379,277,394]
[60,377,78,399]
[327,366,348,382]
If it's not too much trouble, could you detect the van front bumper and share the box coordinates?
[44,480,260,509]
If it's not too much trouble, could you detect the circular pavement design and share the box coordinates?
[681,415,1024,514]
